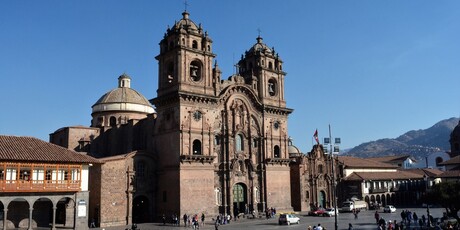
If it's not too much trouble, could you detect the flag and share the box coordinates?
[313,129,319,144]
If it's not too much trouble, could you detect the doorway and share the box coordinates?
[232,183,247,217]
[319,191,326,208]
[133,196,149,223]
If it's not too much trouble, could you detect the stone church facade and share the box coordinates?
[51,10,295,226]
[151,10,293,217]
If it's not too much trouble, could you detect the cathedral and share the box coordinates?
[48,10,452,228]
[50,10,296,227]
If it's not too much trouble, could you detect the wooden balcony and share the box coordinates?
[0,162,82,193]
[1,179,81,192]
[369,187,388,193]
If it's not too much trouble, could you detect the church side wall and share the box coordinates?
[179,165,216,217]
[99,159,131,227]
[265,164,292,212]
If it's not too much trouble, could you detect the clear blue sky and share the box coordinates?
[1,1,459,152]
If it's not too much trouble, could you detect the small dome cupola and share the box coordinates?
[118,73,131,88]
[248,36,273,55]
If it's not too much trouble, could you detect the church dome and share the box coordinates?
[92,74,155,115]
[288,145,301,155]
[248,36,273,55]
[170,11,200,34]
[288,137,301,156]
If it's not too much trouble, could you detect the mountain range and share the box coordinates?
[344,117,459,159]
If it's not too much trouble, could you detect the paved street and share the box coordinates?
[91,207,446,230]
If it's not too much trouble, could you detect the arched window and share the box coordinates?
[193,139,202,155]
[97,117,104,126]
[268,78,277,96]
[167,62,174,83]
[236,134,244,152]
[190,60,202,82]
[135,161,145,178]
[214,135,220,145]
[436,157,443,166]
[268,62,273,69]
[110,116,117,127]
[274,145,280,158]
[318,164,323,174]
[192,40,198,49]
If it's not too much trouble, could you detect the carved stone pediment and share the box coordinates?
[265,158,291,165]
[180,155,216,164]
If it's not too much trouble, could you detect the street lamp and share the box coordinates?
[324,125,340,230]
[424,175,431,227]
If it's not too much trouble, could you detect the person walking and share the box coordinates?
[214,218,220,230]
[375,211,380,224]
[348,223,353,230]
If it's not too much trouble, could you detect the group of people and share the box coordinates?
[161,213,205,228]
[307,223,324,230]
[265,207,277,219]
[373,209,432,230]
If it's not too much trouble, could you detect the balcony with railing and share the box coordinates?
[369,187,388,193]
[0,162,82,192]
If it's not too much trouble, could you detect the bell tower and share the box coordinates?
[155,11,217,97]
[238,36,286,108]
[152,10,221,218]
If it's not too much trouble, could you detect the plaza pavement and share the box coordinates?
[90,207,446,230]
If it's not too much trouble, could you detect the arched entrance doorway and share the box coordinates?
[8,198,29,228]
[319,191,326,208]
[56,197,75,228]
[133,196,149,223]
[232,183,247,217]
[32,198,53,228]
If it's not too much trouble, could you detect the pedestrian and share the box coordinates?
[90,218,96,228]
[317,223,323,230]
[214,219,220,230]
[375,211,380,224]
[348,223,353,230]
[201,213,205,226]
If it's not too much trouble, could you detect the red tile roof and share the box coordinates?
[338,156,398,169]
[403,168,444,177]
[438,170,460,178]
[439,155,460,165]
[0,135,100,164]
[368,155,416,163]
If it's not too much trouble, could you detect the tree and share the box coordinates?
[425,181,460,220]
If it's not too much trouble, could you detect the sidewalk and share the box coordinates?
[91,215,267,230]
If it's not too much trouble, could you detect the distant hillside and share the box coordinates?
[345,117,459,159]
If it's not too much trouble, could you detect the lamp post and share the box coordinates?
[424,175,431,227]
[324,125,340,230]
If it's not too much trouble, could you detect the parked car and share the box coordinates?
[308,208,326,216]
[278,214,300,225]
[324,208,338,217]
[383,205,397,213]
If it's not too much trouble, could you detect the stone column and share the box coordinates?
[28,207,33,230]
[3,208,7,230]
[52,206,57,230]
